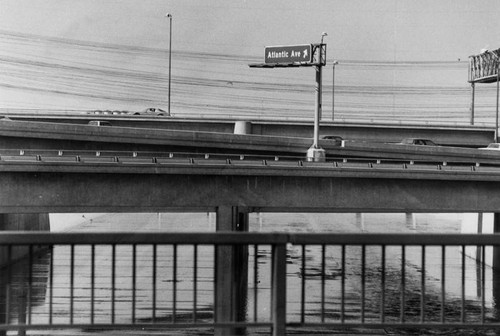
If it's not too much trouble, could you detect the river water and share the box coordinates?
[3,212,500,335]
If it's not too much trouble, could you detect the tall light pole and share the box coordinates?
[332,60,338,121]
[166,13,172,116]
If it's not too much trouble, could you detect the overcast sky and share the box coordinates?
[1,0,499,123]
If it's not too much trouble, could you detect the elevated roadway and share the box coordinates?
[2,150,500,213]
[1,118,500,164]
[2,113,495,147]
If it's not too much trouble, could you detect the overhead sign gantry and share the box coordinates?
[468,48,500,140]
[265,44,312,64]
[249,41,328,161]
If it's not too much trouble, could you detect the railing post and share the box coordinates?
[214,206,249,336]
[271,242,287,336]
[492,213,500,321]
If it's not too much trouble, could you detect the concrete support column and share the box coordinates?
[234,121,252,135]
[0,213,50,266]
[214,206,249,336]
[0,213,50,231]
[0,213,49,335]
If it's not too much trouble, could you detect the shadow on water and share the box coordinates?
[0,246,50,336]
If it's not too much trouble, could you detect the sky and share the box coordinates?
[1,0,500,124]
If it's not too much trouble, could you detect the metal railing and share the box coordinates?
[2,149,500,173]
[469,48,500,83]
[1,232,500,335]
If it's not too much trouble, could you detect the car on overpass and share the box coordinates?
[321,135,344,146]
[479,143,500,150]
[130,108,169,117]
[90,110,128,115]
[398,138,437,146]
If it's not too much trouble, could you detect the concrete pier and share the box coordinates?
[215,206,249,336]
[0,213,49,266]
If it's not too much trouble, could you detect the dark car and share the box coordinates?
[321,135,344,146]
[398,138,437,146]
[131,108,169,116]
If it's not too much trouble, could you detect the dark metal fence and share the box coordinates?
[1,232,500,335]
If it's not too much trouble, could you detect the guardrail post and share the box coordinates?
[271,242,287,336]
[214,206,249,336]
[493,212,500,319]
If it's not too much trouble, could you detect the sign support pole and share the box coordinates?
[249,41,328,161]
[307,46,326,162]
[470,83,475,126]
[313,65,321,148]
[496,69,499,142]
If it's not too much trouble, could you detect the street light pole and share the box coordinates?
[332,60,338,121]
[166,13,172,116]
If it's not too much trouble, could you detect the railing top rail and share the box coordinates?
[2,148,500,171]
[1,232,499,246]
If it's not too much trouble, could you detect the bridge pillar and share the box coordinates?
[0,213,50,266]
[0,213,49,335]
[234,121,252,135]
[214,206,249,336]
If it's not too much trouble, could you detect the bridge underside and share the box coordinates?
[1,163,500,213]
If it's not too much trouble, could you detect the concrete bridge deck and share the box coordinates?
[2,151,500,213]
[0,118,500,164]
[1,113,495,147]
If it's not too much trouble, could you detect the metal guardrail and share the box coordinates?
[1,232,500,335]
[469,49,500,83]
[1,149,499,173]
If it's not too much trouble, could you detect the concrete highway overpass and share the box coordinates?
[2,113,495,147]
[2,153,500,214]
[1,118,500,164]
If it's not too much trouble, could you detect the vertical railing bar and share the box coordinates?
[341,244,346,324]
[481,245,486,324]
[361,244,366,323]
[111,244,116,324]
[152,244,157,323]
[461,244,466,323]
[321,244,326,323]
[173,244,178,323]
[271,243,287,336]
[49,245,54,325]
[253,244,258,323]
[400,245,406,323]
[91,244,95,325]
[441,245,446,323]
[28,245,33,325]
[6,246,11,325]
[132,244,136,324]
[213,244,217,324]
[5,285,10,329]
[381,245,386,323]
[300,244,306,324]
[193,244,198,322]
[70,244,75,325]
[421,245,426,323]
